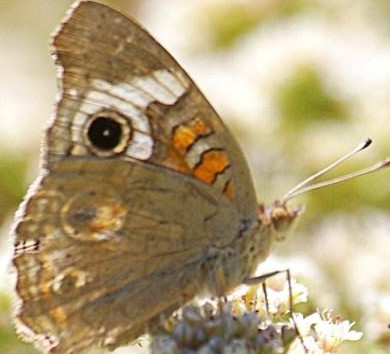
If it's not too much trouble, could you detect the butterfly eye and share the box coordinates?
[84,111,131,157]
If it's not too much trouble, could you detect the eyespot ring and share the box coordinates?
[83,110,132,157]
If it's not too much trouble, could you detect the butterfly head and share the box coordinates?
[257,139,390,243]
[258,201,304,242]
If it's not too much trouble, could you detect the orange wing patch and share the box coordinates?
[163,118,235,201]
[193,150,230,184]
[163,118,212,174]
[172,118,211,153]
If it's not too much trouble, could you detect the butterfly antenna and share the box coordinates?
[281,138,390,203]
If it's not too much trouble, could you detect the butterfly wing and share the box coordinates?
[48,0,258,221]
[12,1,263,353]
[13,158,245,353]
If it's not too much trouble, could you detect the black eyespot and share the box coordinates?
[83,111,131,157]
[87,116,122,150]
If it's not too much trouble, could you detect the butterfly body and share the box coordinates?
[11,2,299,353]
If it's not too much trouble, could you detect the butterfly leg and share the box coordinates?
[245,269,308,353]
[245,269,293,315]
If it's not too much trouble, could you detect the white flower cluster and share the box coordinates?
[150,278,362,354]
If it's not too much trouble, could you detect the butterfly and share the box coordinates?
[14,1,389,354]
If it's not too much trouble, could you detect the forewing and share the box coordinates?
[48,1,258,221]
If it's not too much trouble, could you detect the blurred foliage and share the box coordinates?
[0,152,29,225]
[275,64,348,129]
[203,0,310,49]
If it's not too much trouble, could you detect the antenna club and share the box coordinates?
[362,138,372,149]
